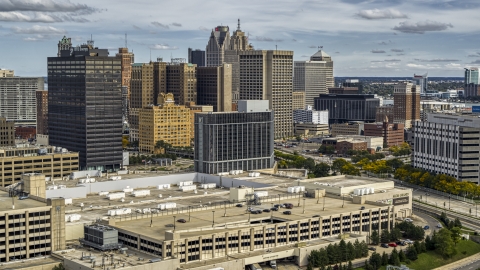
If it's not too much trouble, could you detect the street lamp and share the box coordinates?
[212,211,215,227]
[224,202,227,217]
[425,193,428,203]
[323,195,326,211]
[173,215,176,231]
[278,194,281,205]
[449,195,451,210]
[188,206,191,222]
[271,203,274,223]
[303,198,306,214]
[342,194,345,208]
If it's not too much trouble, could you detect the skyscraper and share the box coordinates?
[294,49,334,106]
[166,61,197,105]
[393,82,420,129]
[196,64,232,112]
[239,50,294,138]
[36,90,48,135]
[57,36,72,56]
[206,26,230,67]
[188,48,205,67]
[465,68,479,84]
[116,47,134,124]
[412,73,428,94]
[48,39,123,171]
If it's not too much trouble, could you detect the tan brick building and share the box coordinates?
[331,122,363,137]
[375,105,394,123]
[292,91,305,110]
[364,122,404,147]
[185,102,213,139]
[393,82,420,129]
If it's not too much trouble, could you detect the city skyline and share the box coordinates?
[0,0,479,77]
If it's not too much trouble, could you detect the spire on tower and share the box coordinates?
[237,18,241,31]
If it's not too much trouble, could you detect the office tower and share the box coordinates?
[393,82,420,129]
[196,64,232,112]
[194,100,274,174]
[139,93,191,153]
[185,102,213,139]
[57,35,72,56]
[0,69,14,77]
[342,79,363,93]
[314,94,379,124]
[116,48,134,123]
[206,26,231,67]
[364,122,404,148]
[0,75,43,126]
[412,73,428,94]
[413,113,480,183]
[292,91,305,110]
[294,50,334,106]
[48,40,123,171]
[188,48,205,67]
[166,61,197,105]
[465,68,479,84]
[0,117,14,146]
[293,106,328,124]
[375,105,394,123]
[36,90,48,135]
[239,50,294,138]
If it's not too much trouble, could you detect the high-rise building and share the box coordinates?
[194,100,274,174]
[166,62,197,105]
[188,48,205,67]
[292,91,305,110]
[465,68,479,84]
[57,36,72,56]
[48,40,123,171]
[196,64,232,112]
[0,117,14,146]
[239,50,294,138]
[375,105,394,123]
[412,73,428,94]
[294,50,334,106]
[116,48,134,123]
[139,93,191,153]
[413,113,480,183]
[293,106,328,124]
[206,26,231,67]
[393,82,420,129]
[0,75,43,126]
[36,90,48,135]
[314,94,379,124]
[0,69,14,77]
[185,102,213,139]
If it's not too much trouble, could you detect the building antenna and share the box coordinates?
[275,44,277,51]
[237,18,241,31]
[150,49,152,62]
[318,46,323,50]
[125,33,127,48]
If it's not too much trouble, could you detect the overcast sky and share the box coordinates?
[0,0,479,77]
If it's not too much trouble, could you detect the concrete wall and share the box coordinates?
[66,223,85,241]
[3,262,60,270]
[244,249,296,265]
[198,174,273,189]
[63,257,180,270]
[188,259,245,270]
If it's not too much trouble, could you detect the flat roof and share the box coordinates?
[303,176,390,188]
[0,190,46,212]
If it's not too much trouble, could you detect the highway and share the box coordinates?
[413,203,480,232]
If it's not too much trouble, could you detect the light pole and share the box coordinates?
[278,194,281,205]
[342,194,345,208]
[224,202,227,217]
[323,195,326,211]
[173,216,176,231]
[303,198,306,214]
[425,193,428,203]
[212,211,215,227]
[271,203,274,223]
[449,195,451,210]
[316,188,320,204]
[188,206,191,222]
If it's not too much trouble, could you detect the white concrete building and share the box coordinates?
[293,106,328,124]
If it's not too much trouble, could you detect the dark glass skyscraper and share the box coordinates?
[47,41,123,171]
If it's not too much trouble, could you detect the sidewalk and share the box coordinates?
[433,253,480,270]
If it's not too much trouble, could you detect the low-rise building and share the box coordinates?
[294,123,329,136]
[331,122,363,137]
[334,135,384,151]
[293,106,328,124]
[322,137,368,155]
[364,122,404,148]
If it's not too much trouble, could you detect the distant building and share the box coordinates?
[293,106,328,124]
[314,94,379,124]
[294,50,334,106]
[375,105,394,123]
[194,100,274,174]
[465,68,479,84]
[331,122,363,137]
[393,82,420,129]
[364,122,404,147]
[196,64,232,112]
[333,135,384,151]
[0,76,43,126]
[292,91,306,110]
[328,87,359,94]
[412,73,428,94]
[342,79,364,93]
[139,93,191,154]
[57,35,72,56]
[239,50,294,138]
[0,69,14,77]
[206,26,231,67]
[188,48,205,67]
[36,90,48,135]
[166,62,197,105]
[116,48,134,123]
[185,102,213,139]
[322,137,367,155]
[294,123,329,137]
[0,117,14,146]
[414,113,480,183]
[15,126,36,140]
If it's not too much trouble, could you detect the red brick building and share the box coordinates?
[15,126,36,140]
[364,122,404,147]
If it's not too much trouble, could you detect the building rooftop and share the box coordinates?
[0,190,46,212]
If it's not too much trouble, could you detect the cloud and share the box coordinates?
[0,11,88,22]
[12,25,65,34]
[371,59,401,62]
[335,52,340,54]
[308,45,317,48]
[371,50,386,53]
[391,49,403,52]
[253,36,283,42]
[132,25,141,30]
[22,34,52,41]
[0,0,98,14]
[393,20,453,34]
[198,26,209,31]
[171,22,181,27]
[470,60,480,64]
[151,21,169,29]
[150,44,178,50]
[357,9,407,20]
[378,41,391,45]
[414,58,459,62]
[468,53,480,57]
[292,39,297,42]
[397,53,405,56]
[301,55,309,57]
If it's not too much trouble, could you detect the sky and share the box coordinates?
[0,0,479,77]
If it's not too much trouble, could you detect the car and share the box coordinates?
[177,219,187,223]
[19,195,29,200]
[263,209,271,213]
[368,247,376,251]
[424,225,430,230]
[312,215,320,218]
[284,203,294,209]
[404,218,413,222]
[236,203,243,207]
[270,207,279,211]
[388,243,397,247]
[404,239,414,244]
[381,243,389,248]
[283,211,292,215]
[360,206,365,210]
[436,223,443,228]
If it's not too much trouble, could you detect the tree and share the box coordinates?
[347,261,353,270]
[398,249,406,262]
[435,228,456,258]
[52,264,66,270]
[307,264,314,270]
[353,239,362,259]
[386,158,404,171]
[369,252,382,270]
[346,242,356,261]
[389,248,401,266]
[339,239,348,262]
[381,252,389,266]
[296,135,302,142]
[380,229,390,243]
[406,246,418,261]
[314,162,331,177]
[155,140,172,151]
[451,227,462,246]
[425,235,435,251]
[340,163,360,176]
[122,135,129,148]
[370,230,380,245]
[332,158,348,173]
[390,227,402,242]
[454,217,462,228]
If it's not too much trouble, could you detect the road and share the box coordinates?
[413,211,440,236]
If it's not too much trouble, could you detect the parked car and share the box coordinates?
[177,219,187,223]
[360,206,365,210]
[368,247,376,251]
[404,239,414,244]
[270,207,279,211]
[263,209,271,213]
[436,223,443,228]
[424,225,430,230]
[284,203,294,209]
[381,243,389,248]
[388,243,397,247]
[236,203,243,207]
[283,211,292,215]
[312,215,320,218]
[404,218,413,222]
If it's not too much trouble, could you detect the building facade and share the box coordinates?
[196,64,232,112]
[413,113,480,183]
[0,77,43,126]
[293,106,328,124]
[166,62,197,105]
[393,82,420,129]
[48,41,123,171]
[194,100,274,174]
[294,123,329,136]
[412,73,428,94]
[139,93,191,153]
[294,50,334,106]
[328,87,359,94]
[315,94,379,124]
[375,105,394,123]
[206,26,231,67]
[0,117,14,146]
[292,91,306,110]
[330,122,363,137]
[36,90,48,135]
[188,48,205,67]
[0,69,14,77]
[239,50,294,138]
[186,102,213,139]
[465,68,479,84]
[364,122,404,148]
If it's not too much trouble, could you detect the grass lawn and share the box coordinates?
[355,240,480,270]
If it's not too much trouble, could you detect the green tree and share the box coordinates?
[385,158,404,171]
[389,248,401,266]
[340,163,360,176]
[380,229,390,243]
[398,249,406,262]
[454,217,462,228]
[339,239,348,262]
[406,246,418,261]
[347,260,353,270]
[451,227,462,246]
[313,162,331,177]
[381,252,389,266]
[435,228,456,258]
[353,239,362,258]
[296,135,302,142]
[390,227,402,242]
[369,252,382,270]
[307,264,314,270]
[346,242,356,261]
[52,264,66,270]
[332,158,348,173]
[370,230,380,245]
